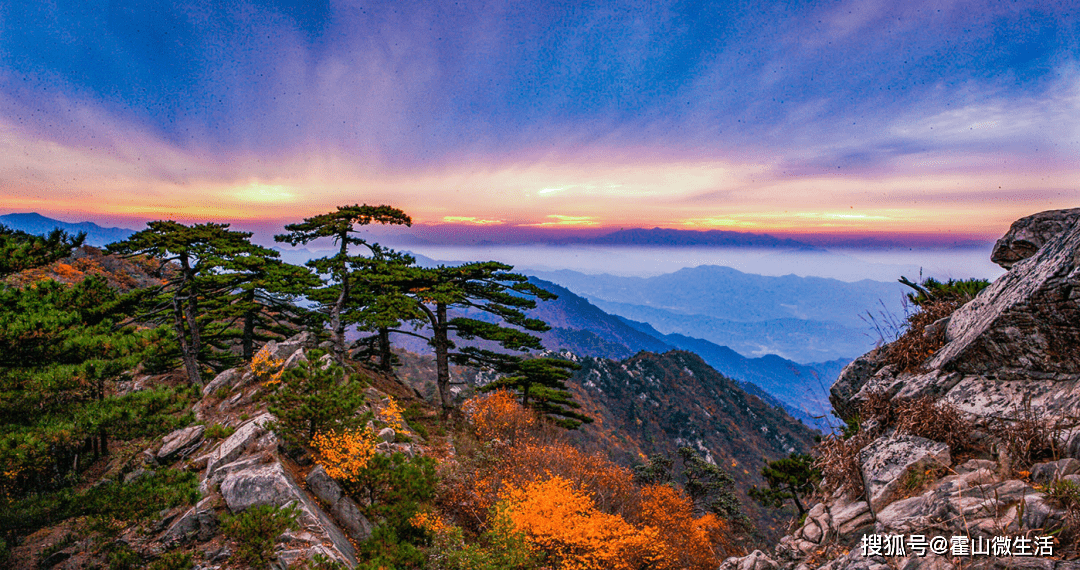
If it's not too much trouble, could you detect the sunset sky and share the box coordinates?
[1,0,1078,241]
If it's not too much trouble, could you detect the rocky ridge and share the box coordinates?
[34,333,425,570]
[721,209,1080,570]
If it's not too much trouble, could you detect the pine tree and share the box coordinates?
[393,262,556,417]
[749,453,820,516]
[0,274,189,497]
[265,350,368,442]
[0,225,84,277]
[346,248,422,372]
[481,357,592,429]
[107,221,294,384]
[274,205,412,366]
[201,243,320,361]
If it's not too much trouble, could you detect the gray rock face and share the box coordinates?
[161,498,219,546]
[932,215,1080,383]
[990,208,1080,269]
[830,500,872,536]
[859,434,950,513]
[719,550,778,570]
[830,350,885,422]
[202,413,274,478]
[306,465,374,541]
[157,425,205,462]
[219,461,357,566]
[202,368,243,397]
[261,332,314,363]
[1030,457,1080,484]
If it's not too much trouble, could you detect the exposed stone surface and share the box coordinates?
[990,208,1080,269]
[161,498,219,546]
[219,459,357,566]
[665,209,1080,570]
[720,550,778,570]
[201,413,274,478]
[156,425,205,462]
[1030,457,1080,484]
[932,214,1080,381]
[859,434,950,513]
[202,368,243,397]
[260,332,314,362]
[829,350,885,422]
[306,465,373,541]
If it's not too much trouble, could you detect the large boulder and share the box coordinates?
[990,208,1080,269]
[157,425,205,462]
[220,461,357,566]
[307,465,374,541]
[200,413,275,479]
[260,332,315,363]
[859,434,950,513]
[202,368,244,397]
[830,349,885,422]
[932,213,1080,382]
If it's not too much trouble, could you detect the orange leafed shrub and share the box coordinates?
[440,389,740,567]
[378,396,407,433]
[251,347,285,386]
[311,427,378,481]
[463,389,538,445]
[633,484,733,569]
[500,476,664,570]
[411,510,452,535]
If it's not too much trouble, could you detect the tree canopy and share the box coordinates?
[481,357,592,429]
[275,204,412,365]
[392,261,556,417]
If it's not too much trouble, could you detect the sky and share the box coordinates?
[1,0,1078,241]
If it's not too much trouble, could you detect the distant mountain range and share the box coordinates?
[380,276,846,431]
[0,213,136,247]
[528,265,907,361]
[557,227,819,249]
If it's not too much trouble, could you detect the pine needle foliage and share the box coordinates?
[265,349,368,443]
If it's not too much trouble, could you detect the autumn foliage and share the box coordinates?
[500,476,663,570]
[311,427,378,481]
[431,390,742,570]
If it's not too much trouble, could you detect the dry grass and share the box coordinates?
[989,403,1062,474]
[814,430,871,498]
[884,300,959,372]
[859,389,896,431]
[895,396,976,453]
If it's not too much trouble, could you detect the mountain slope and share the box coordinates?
[525,277,842,429]
[529,265,906,330]
[564,349,818,541]
[558,227,817,249]
[596,299,872,362]
[0,213,136,247]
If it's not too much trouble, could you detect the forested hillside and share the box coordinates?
[0,207,814,569]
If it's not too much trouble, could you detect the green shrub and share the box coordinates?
[266,349,368,443]
[221,504,299,568]
[204,423,235,440]
[0,469,198,541]
[148,551,194,570]
[348,453,438,569]
[104,540,141,570]
[423,510,544,570]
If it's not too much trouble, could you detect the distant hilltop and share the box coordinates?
[558,227,819,249]
[0,212,136,247]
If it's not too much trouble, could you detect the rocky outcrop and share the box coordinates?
[307,465,374,542]
[991,208,1080,269]
[156,425,205,462]
[724,211,1080,570]
[859,434,950,513]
